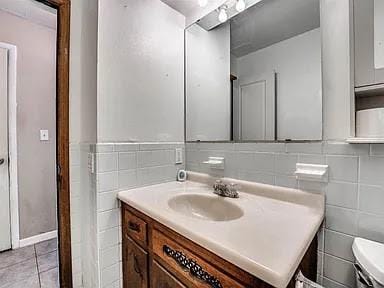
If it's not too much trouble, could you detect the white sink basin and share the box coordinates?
[118,175,325,288]
[168,193,244,222]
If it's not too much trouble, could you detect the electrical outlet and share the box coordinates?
[175,148,183,164]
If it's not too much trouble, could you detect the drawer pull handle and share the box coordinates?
[163,245,223,288]
[133,254,142,278]
[128,221,141,232]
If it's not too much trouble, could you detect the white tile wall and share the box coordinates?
[72,141,383,288]
[326,182,358,209]
[326,156,359,183]
[186,141,384,288]
[93,142,184,288]
[323,254,355,287]
[359,185,384,215]
[70,143,84,288]
[324,230,354,262]
[70,143,100,288]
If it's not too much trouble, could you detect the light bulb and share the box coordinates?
[236,0,246,12]
[218,7,228,23]
[198,0,208,7]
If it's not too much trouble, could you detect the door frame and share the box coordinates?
[0,42,19,251]
[37,0,72,287]
[1,1,72,286]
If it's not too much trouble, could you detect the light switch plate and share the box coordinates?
[40,130,49,141]
[175,148,183,164]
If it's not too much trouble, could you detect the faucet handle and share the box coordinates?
[228,183,239,191]
[213,179,223,186]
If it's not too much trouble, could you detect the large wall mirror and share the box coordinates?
[186,0,322,142]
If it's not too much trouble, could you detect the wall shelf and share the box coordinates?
[355,83,384,97]
[346,137,384,144]
[203,156,225,170]
[295,163,329,182]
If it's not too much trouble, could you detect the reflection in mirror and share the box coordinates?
[186,0,322,142]
[375,0,384,69]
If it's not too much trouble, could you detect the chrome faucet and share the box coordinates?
[213,179,239,198]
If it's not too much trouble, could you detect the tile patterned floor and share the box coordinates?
[0,238,59,288]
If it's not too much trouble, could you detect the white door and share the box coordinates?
[240,81,266,140]
[0,47,11,252]
[239,72,275,140]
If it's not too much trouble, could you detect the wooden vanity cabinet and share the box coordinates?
[122,203,318,288]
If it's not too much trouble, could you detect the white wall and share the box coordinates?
[97,0,184,142]
[321,0,354,140]
[70,0,98,144]
[186,23,231,141]
[69,1,186,286]
[235,28,322,140]
[69,0,98,287]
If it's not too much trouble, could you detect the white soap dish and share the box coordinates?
[203,157,225,170]
[295,163,329,182]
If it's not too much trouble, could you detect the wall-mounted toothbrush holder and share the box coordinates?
[295,163,329,182]
[203,157,225,170]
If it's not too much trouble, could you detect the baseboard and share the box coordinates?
[19,230,57,248]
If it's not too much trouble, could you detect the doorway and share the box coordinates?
[235,72,276,141]
[0,0,71,287]
[0,47,11,252]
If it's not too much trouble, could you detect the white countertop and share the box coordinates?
[118,172,324,288]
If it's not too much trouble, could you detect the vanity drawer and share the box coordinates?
[124,208,148,246]
[152,229,246,288]
[124,237,148,288]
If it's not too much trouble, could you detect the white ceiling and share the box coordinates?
[230,0,320,57]
[0,0,57,30]
[164,0,320,57]
[160,0,228,25]
[160,0,199,17]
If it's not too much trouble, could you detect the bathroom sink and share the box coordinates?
[167,194,244,222]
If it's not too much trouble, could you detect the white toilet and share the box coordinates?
[352,238,384,288]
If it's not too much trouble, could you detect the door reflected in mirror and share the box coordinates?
[374,0,384,69]
[186,0,322,142]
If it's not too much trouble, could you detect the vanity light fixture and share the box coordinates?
[235,0,246,12]
[198,0,208,7]
[218,6,228,23]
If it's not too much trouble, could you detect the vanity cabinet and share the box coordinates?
[122,203,317,288]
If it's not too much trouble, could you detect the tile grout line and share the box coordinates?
[34,244,42,288]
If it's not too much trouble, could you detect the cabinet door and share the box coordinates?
[354,0,384,87]
[124,237,148,288]
[152,261,187,288]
